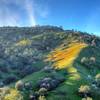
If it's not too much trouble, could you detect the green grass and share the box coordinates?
[20,44,100,100]
[46,65,89,100]
[46,46,99,100]
[7,33,100,100]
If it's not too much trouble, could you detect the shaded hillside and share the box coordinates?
[0,26,100,100]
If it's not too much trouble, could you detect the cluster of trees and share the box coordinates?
[78,73,100,100]
[81,57,96,69]
[0,26,63,35]
[0,67,65,100]
[0,26,67,87]
[65,29,100,47]
[0,25,100,100]
[0,87,23,100]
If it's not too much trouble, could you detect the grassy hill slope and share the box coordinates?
[0,26,100,100]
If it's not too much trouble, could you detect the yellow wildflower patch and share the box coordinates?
[46,42,87,80]
[47,43,87,68]
[4,89,23,100]
[16,39,31,46]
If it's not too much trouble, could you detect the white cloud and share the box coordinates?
[24,0,36,26]
[0,0,20,26]
[0,0,49,26]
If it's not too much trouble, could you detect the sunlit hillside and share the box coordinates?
[46,42,87,81]
[0,26,100,100]
[46,42,87,69]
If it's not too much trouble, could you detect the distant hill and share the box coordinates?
[0,26,100,100]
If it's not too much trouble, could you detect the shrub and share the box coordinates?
[38,76,65,90]
[95,74,100,82]
[38,95,46,100]
[43,66,53,73]
[79,85,90,94]
[38,88,47,96]
[19,66,38,78]
[15,80,24,91]
[29,92,39,100]
[81,57,96,69]
[1,87,10,94]
[0,87,10,100]
[82,97,93,100]
[90,57,96,63]
[0,81,4,87]
[24,82,33,90]
[81,57,87,64]
[91,87,100,99]
[79,85,91,97]
[3,75,17,85]
[0,66,8,73]
[4,89,23,100]
[95,74,100,87]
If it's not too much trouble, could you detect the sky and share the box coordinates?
[0,0,100,36]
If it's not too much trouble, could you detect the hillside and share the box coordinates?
[0,26,100,100]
